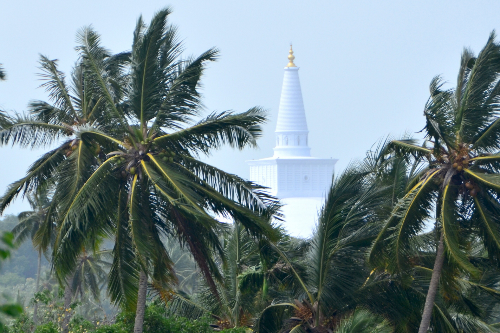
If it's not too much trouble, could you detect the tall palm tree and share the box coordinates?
[12,190,52,325]
[0,41,128,333]
[369,32,500,332]
[48,9,279,333]
[356,139,500,332]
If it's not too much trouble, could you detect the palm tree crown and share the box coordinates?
[369,31,500,332]
[47,8,279,312]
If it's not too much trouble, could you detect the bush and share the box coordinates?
[8,313,34,333]
[69,315,95,333]
[88,304,250,333]
[34,322,58,333]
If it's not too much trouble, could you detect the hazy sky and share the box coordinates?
[1,0,499,215]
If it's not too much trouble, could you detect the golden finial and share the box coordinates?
[287,45,296,67]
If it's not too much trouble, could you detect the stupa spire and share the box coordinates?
[274,46,310,157]
[287,45,296,67]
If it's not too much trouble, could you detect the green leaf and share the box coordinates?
[441,184,479,275]
[464,169,500,191]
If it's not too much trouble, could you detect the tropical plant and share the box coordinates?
[255,164,385,332]
[42,8,279,333]
[334,309,392,333]
[167,220,304,330]
[369,32,500,332]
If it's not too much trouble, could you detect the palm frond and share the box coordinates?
[37,55,78,122]
[0,145,67,214]
[108,187,140,311]
[76,26,127,129]
[0,117,69,148]
[153,107,267,154]
[441,184,479,275]
[151,47,219,132]
[369,170,439,272]
[456,32,500,144]
[335,309,392,333]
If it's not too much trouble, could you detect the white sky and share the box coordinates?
[1,0,499,215]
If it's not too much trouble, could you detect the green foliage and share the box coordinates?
[0,231,23,331]
[335,309,392,333]
[34,322,58,333]
[7,312,34,333]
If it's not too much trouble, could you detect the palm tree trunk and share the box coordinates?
[33,251,42,327]
[418,233,445,333]
[62,280,73,333]
[134,270,148,333]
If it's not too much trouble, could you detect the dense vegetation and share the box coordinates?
[2,7,500,333]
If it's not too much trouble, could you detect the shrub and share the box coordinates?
[34,322,58,333]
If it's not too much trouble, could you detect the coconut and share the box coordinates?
[130,167,136,175]
[169,157,174,162]
[452,163,458,168]
[465,182,473,190]
[470,189,477,197]
[457,165,463,172]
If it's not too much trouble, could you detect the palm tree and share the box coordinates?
[369,32,500,332]
[255,164,385,332]
[12,190,52,325]
[355,139,500,332]
[0,41,128,332]
[61,247,110,333]
[48,9,279,333]
[167,219,302,330]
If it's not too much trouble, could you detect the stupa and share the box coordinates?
[247,46,337,237]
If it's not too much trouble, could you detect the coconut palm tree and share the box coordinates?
[355,139,500,332]
[48,9,279,333]
[369,32,500,332]
[12,190,52,325]
[60,247,110,333]
[166,219,304,330]
[255,164,386,332]
[0,41,129,333]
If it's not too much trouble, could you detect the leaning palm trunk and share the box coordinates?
[62,281,73,333]
[418,233,445,333]
[134,271,148,333]
[33,251,42,326]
